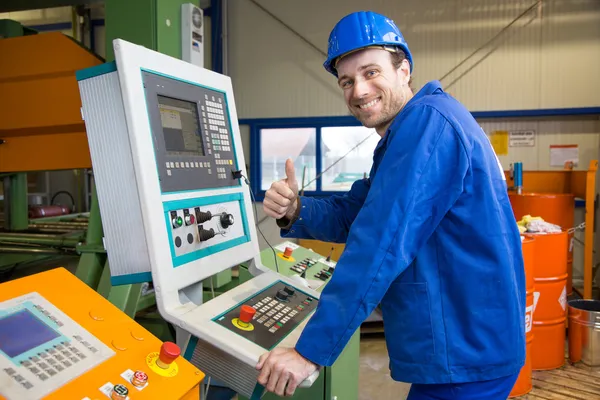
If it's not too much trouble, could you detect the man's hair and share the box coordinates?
[390,49,413,88]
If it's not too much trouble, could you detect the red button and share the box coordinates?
[240,305,256,323]
[284,247,293,258]
[159,342,181,366]
[190,214,196,224]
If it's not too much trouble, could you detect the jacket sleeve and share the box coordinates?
[279,176,371,243]
[294,105,470,366]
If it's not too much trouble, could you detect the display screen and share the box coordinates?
[158,95,205,157]
[0,309,60,358]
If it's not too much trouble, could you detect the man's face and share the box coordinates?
[336,48,409,132]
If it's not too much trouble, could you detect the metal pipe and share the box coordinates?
[29,222,89,228]
[28,228,85,234]
[439,0,541,84]
[0,236,81,247]
[0,246,63,254]
[0,232,71,239]
[248,0,326,58]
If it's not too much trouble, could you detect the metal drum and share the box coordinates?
[525,231,568,370]
[510,236,535,397]
[509,192,575,295]
[568,299,600,367]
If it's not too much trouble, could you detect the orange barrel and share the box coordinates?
[509,193,574,294]
[510,236,535,397]
[525,231,568,370]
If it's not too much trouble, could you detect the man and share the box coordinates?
[257,10,525,399]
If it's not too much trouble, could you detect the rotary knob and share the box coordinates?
[220,213,234,228]
[284,286,295,296]
[275,289,289,302]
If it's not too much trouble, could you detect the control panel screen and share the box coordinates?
[0,310,59,358]
[158,95,205,157]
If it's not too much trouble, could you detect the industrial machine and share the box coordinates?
[77,39,322,398]
[0,267,204,400]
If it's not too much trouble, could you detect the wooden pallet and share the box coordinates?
[517,361,600,399]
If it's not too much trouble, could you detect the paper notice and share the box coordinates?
[550,144,578,167]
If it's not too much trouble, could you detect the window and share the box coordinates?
[321,126,380,191]
[260,128,317,191]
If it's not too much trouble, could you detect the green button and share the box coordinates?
[277,322,283,327]
[177,217,183,227]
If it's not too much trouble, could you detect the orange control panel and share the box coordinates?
[0,268,204,400]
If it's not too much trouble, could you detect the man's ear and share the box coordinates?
[400,59,411,86]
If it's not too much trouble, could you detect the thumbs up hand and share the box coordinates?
[263,158,299,220]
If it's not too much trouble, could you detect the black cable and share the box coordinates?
[237,172,280,274]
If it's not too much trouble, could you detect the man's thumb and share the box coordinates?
[285,158,297,187]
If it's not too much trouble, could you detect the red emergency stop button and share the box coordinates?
[157,342,180,369]
[240,305,256,324]
[283,247,293,258]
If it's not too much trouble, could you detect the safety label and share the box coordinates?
[525,305,533,333]
[559,286,567,311]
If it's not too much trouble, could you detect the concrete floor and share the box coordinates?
[359,336,411,400]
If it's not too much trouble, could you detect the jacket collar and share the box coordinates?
[374,80,444,153]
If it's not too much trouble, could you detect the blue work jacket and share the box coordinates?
[282,81,526,384]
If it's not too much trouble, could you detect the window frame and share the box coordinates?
[243,116,367,201]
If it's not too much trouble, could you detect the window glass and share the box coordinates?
[260,128,317,191]
[321,126,380,191]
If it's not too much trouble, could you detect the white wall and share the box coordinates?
[228,0,600,118]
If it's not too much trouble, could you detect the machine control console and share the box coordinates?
[0,268,203,400]
[0,293,114,400]
[213,281,318,350]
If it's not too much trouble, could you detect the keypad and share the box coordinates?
[247,294,313,334]
[9,338,94,385]
[289,258,318,274]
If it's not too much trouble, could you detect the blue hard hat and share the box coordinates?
[324,11,413,76]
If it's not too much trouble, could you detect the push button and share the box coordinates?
[157,342,180,369]
[111,384,128,400]
[132,370,148,387]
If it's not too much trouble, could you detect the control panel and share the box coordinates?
[0,268,203,400]
[142,71,238,194]
[165,196,248,264]
[213,281,318,350]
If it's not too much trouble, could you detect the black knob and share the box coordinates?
[195,209,212,223]
[284,286,295,296]
[275,289,289,301]
[220,213,234,228]
[198,227,216,242]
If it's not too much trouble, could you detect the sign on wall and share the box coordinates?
[509,130,535,147]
